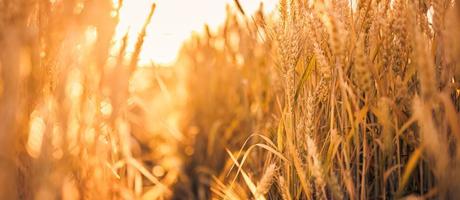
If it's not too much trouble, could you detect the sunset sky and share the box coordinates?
[114,0,277,65]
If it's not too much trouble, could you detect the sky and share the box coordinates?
[113,0,278,66]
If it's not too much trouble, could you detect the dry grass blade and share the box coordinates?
[129,3,157,72]
[226,149,260,199]
[294,56,315,103]
[233,0,246,16]
[396,147,423,197]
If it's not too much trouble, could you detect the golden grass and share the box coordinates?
[179,0,460,199]
[1,0,460,199]
[0,0,180,199]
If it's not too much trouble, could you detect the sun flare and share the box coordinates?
[113,0,277,66]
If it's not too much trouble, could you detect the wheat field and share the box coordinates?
[0,0,459,199]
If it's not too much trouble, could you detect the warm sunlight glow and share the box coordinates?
[113,0,277,66]
[26,112,46,158]
[3,0,460,199]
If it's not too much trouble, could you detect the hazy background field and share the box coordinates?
[0,0,459,199]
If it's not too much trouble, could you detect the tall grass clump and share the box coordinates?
[179,0,460,199]
[0,0,181,199]
[175,4,280,199]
